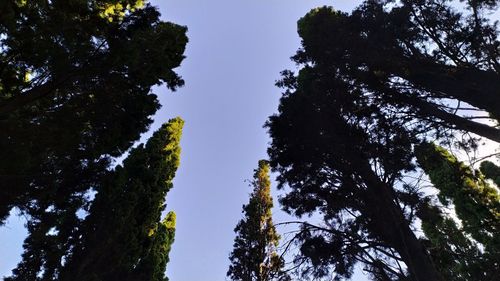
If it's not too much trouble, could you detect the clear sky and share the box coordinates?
[0,1,367,280]
[151,1,364,280]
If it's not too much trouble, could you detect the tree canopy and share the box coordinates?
[0,0,188,223]
[228,160,289,281]
[266,1,500,280]
[0,1,187,279]
[294,1,500,142]
[6,117,184,281]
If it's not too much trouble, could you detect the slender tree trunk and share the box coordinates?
[399,93,500,143]
[367,73,500,143]
[358,163,443,281]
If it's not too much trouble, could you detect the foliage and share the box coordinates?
[266,0,500,279]
[480,160,500,186]
[0,0,188,224]
[267,60,441,280]
[294,1,500,143]
[415,143,500,280]
[227,160,289,281]
[6,117,184,281]
[0,1,187,278]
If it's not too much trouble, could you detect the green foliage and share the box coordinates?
[480,160,500,186]
[132,211,177,281]
[415,143,500,244]
[0,0,188,223]
[415,143,500,280]
[228,160,289,281]
[418,201,485,281]
[1,1,187,279]
[6,117,184,281]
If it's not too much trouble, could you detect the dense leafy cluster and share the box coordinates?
[480,160,500,186]
[266,1,500,280]
[228,160,289,281]
[6,117,184,281]
[0,1,187,280]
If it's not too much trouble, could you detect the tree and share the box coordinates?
[294,1,500,143]
[227,160,289,281]
[0,0,188,223]
[6,117,184,281]
[416,143,500,280]
[0,1,187,278]
[415,143,500,280]
[131,211,177,281]
[267,65,440,281]
[266,2,500,279]
[480,160,500,186]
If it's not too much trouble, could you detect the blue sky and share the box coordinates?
[151,1,364,280]
[0,1,366,280]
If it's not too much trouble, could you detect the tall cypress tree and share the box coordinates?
[227,160,289,281]
[65,117,183,281]
[131,211,177,281]
[415,143,500,280]
[7,117,184,281]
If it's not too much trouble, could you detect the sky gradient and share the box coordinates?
[0,1,365,280]
[151,1,363,280]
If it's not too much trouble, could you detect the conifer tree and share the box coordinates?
[7,117,184,281]
[0,0,188,224]
[480,160,500,187]
[132,211,177,281]
[266,2,500,279]
[227,160,289,281]
[415,143,500,280]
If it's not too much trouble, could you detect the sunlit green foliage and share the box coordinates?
[6,117,184,281]
[416,143,500,280]
[0,0,187,223]
[228,160,289,281]
[416,143,500,245]
[415,143,500,280]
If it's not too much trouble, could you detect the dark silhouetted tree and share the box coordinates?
[480,160,500,186]
[267,64,440,280]
[228,160,289,281]
[266,2,500,279]
[0,0,188,224]
[293,2,500,143]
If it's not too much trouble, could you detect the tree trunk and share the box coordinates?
[359,163,443,281]
[397,59,500,121]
